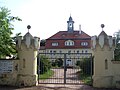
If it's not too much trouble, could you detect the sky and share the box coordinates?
[0,0,120,39]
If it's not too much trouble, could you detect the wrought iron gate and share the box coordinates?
[38,53,93,84]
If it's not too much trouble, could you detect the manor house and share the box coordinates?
[39,16,92,66]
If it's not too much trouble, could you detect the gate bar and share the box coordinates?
[64,53,66,84]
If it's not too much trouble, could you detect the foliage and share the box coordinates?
[40,39,46,46]
[114,44,120,60]
[12,32,22,42]
[0,7,21,58]
[76,60,81,66]
[52,58,63,67]
[114,30,120,60]
[76,58,93,85]
[38,69,54,80]
[77,71,92,85]
[37,55,51,74]
[76,58,93,75]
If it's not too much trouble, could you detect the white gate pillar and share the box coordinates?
[91,31,116,88]
[16,32,40,86]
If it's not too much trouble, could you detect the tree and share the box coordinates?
[12,32,22,42]
[114,30,120,60]
[40,39,46,46]
[0,7,21,58]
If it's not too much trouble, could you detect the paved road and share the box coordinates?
[0,84,119,90]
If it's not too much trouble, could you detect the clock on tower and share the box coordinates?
[67,16,74,33]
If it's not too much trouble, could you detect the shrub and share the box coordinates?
[55,58,63,67]
[51,58,63,67]
[76,58,93,75]
[37,55,51,74]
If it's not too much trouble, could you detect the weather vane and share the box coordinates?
[27,25,31,32]
[101,24,105,31]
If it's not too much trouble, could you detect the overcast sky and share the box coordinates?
[0,0,120,39]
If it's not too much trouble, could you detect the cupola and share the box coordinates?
[67,16,74,33]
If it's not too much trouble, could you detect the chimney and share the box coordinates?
[79,24,82,34]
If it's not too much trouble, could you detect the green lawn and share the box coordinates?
[38,69,54,80]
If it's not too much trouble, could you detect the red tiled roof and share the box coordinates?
[45,30,91,49]
[47,30,91,40]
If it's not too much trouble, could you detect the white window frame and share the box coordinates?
[81,42,88,46]
[65,40,74,46]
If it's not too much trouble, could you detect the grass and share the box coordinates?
[82,75,92,85]
[38,69,54,80]
[77,71,92,85]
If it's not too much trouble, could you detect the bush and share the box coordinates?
[51,58,63,67]
[37,55,51,74]
[76,58,93,75]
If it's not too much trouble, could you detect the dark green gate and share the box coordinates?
[38,53,93,84]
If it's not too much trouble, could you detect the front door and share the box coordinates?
[66,59,72,67]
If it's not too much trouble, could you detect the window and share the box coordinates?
[53,51,56,53]
[23,59,25,68]
[47,50,49,53]
[59,51,62,54]
[77,50,79,53]
[53,51,56,55]
[81,42,88,46]
[82,50,84,53]
[65,40,74,46]
[52,42,58,46]
[105,59,108,70]
[85,50,88,53]
[50,50,52,53]
[68,50,71,55]
[67,60,71,61]
[50,50,52,55]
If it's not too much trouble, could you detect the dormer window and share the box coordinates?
[81,42,88,46]
[65,40,74,46]
[52,42,58,46]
